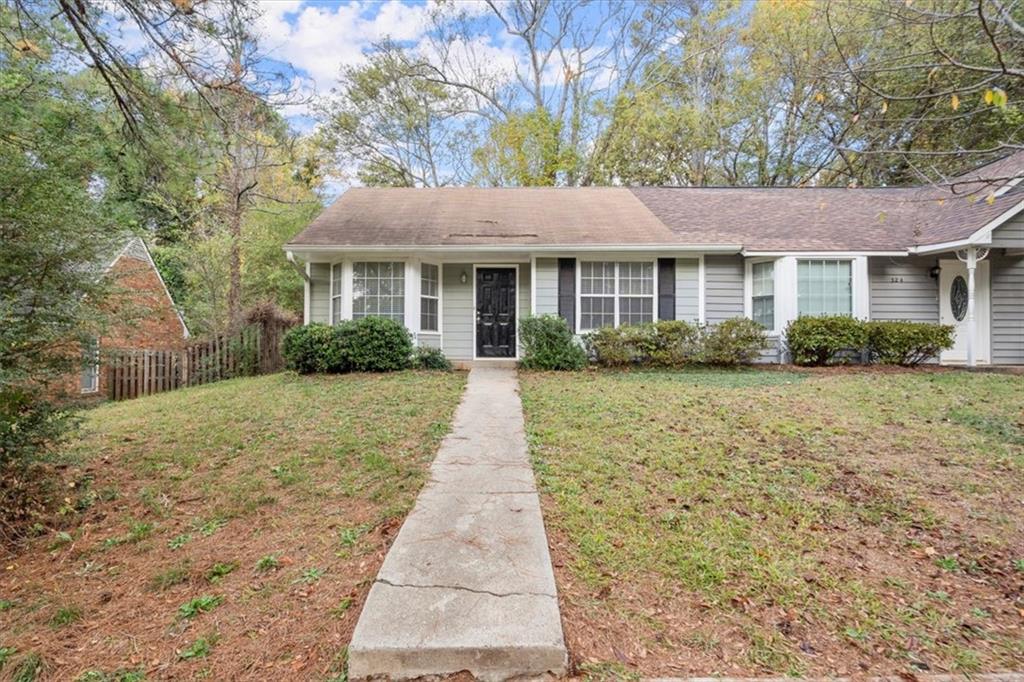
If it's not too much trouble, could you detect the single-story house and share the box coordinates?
[66,236,189,398]
[284,153,1024,367]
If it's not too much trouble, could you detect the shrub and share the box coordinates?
[585,326,634,367]
[784,315,868,366]
[699,317,767,365]
[519,315,588,370]
[650,320,702,367]
[866,321,954,366]
[413,346,452,371]
[342,317,413,372]
[282,323,347,374]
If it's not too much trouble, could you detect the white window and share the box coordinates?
[798,259,852,317]
[80,338,99,393]
[579,261,654,331]
[420,263,439,332]
[751,261,774,330]
[353,262,405,323]
[330,263,343,323]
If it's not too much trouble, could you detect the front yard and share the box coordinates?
[0,371,465,681]
[521,368,1024,679]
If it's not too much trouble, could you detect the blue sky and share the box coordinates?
[257,0,516,132]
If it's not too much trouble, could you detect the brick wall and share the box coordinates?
[60,247,187,401]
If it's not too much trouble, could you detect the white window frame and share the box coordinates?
[80,337,99,394]
[419,261,441,334]
[744,257,779,334]
[329,262,343,325]
[351,260,406,324]
[796,258,854,318]
[576,260,658,333]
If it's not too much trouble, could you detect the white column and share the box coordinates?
[341,261,353,320]
[966,247,977,368]
[406,260,420,341]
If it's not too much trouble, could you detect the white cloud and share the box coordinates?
[256,0,432,94]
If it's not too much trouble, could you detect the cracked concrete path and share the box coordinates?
[348,367,568,681]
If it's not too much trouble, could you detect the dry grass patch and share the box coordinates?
[0,371,465,681]
[520,368,1024,679]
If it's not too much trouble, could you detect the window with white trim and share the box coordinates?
[330,263,343,322]
[579,261,654,330]
[751,261,774,330]
[420,263,439,332]
[353,262,405,323]
[798,259,852,316]
[80,338,99,393]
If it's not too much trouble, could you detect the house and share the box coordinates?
[70,237,189,398]
[284,153,1024,367]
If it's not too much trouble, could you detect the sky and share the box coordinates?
[255,0,514,133]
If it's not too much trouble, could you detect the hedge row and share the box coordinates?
[785,316,954,366]
[519,315,767,370]
[282,318,451,373]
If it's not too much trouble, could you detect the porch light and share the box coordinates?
[929,265,940,279]
[460,270,468,284]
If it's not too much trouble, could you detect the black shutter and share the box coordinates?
[557,258,576,331]
[658,258,675,321]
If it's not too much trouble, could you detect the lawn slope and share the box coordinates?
[0,371,465,681]
[521,368,1024,679]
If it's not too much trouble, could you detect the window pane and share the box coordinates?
[353,262,406,326]
[580,296,614,330]
[620,297,653,326]
[798,260,852,317]
[332,264,342,296]
[420,298,438,331]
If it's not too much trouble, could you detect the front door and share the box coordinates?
[476,268,516,358]
[939,258,990,364]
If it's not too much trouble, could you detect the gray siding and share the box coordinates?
[441,265,474,360]
[704,255,744,324]
[534,258,558,315]
[992,215,1024,249]
[418,334,441,349]
[675,258,700,322]
[309,263,331,324]
[991,254,1024,364]
[869,256,939,323]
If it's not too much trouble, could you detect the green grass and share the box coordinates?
[520,368,1024,676]
[1,371,466,678]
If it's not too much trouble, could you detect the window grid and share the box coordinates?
[353,261,405,323]
[330,263,343,323]
[798,259,852,317]
[420,263,439,332]
[751,261,775,330]
[579,261,655,331]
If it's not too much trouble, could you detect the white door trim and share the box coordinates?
[939,258,991,364]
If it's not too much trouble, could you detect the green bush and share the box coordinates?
[413,346,452,370]
[651,320,702,367]
[283,318,413,373]
[341,317,413,372]
[519,315,588,370]
[784,315,868,366]
[585,319,765,367]
[282,323,348,374]
[866,321,954,366]
[699,317,767,365]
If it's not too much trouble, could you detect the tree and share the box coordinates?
[317,44,473,187]
[826,0,1024,188]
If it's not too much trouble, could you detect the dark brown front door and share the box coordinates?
[476,268,516,358]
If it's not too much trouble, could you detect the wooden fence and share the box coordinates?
[107,320,291,401]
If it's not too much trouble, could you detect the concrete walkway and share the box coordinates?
[348,367,568,681]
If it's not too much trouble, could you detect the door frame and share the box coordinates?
[938,258,991,364]
[472,264,519,360]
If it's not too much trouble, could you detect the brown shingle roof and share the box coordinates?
[287,153,1024,252]
[288,187,685,246]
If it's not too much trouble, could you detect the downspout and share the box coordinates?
[286,251,311,283]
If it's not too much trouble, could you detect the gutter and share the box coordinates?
[281,243,744,254]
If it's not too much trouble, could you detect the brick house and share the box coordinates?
[72,237,189,399]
